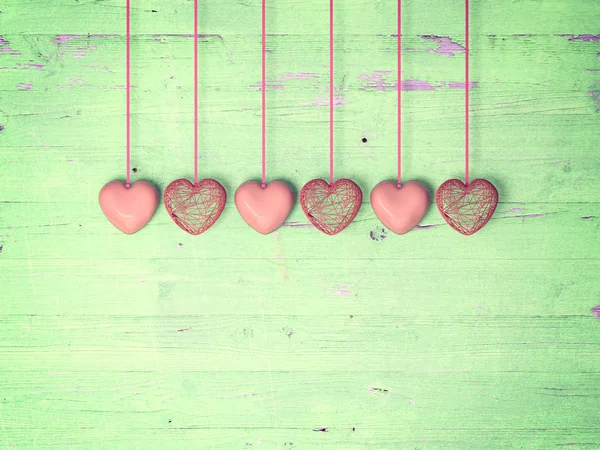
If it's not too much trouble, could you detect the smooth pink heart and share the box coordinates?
[370,180,430,234]
[235,180,294,234]
[436,178,498,235]
[163,178,227,235]
[299,178,363,235]
[99,180,159,234]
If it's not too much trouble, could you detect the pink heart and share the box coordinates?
[163,178,227,235]
[235,180,294,234]
[99,180,159,234]
[436,178,498,235]
[299,178,363,235]
[370,180,430,234]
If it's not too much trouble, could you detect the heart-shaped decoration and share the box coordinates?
[370,180,430,234]
[163,178,227,235]
[235,180,294,234]
[300,178,363,235]
[436,178,498,235]
[99,180,159,234]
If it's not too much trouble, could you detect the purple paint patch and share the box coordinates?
[17,83,33,91]
[17,63,44,70]
[0,125,4,132]
[505,207,526,213]
[591,306,600,319]
[403,79,435,91]
[420,35,466,56]
[54,34,82,44]
[360,76,478,91]
[556,34,600,42]
[447,81,479,89]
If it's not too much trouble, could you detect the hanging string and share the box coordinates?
[261,0,267,187]
[194,0,199,184]
[329,0,334,185]
[125,0,131,187]
[465,0,470,185]
[397,0,402,187]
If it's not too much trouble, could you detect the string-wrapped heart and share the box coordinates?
[163,178,227,235]
[300,179,362,235]
[435,178,498,235]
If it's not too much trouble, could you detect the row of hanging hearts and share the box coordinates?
[100,176,498,236]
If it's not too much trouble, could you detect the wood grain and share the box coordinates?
[1,0,599,448]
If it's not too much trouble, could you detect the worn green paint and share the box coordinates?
[1,0,600,448]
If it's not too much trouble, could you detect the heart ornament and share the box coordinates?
[435,178,498,235]
[235,180,294,234]
[99,180,159,234]
[300,178,362,235]
[163,178,227,235]
[371,180,430,234]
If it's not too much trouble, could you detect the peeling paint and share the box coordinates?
[556,34,600,42]
[17,83,33,91]
[420,35,466,56]
[359,74,478,91]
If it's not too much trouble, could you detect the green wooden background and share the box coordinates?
[1,0,600,448]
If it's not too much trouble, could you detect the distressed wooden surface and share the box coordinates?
[1,0,600,448]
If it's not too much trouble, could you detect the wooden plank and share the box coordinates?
[1,0,599,448]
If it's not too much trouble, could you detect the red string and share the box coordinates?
[194,0,199,184]
[397,0,402,187]
[261,0,267,187]
[465,0,470,185]
[125,0,131,187]
[329,0,334,185]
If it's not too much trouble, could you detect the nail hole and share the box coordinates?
[361,138,367,143]
[132,167,138,173]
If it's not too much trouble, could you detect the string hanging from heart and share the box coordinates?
[299,0,362,236]
[435,0,498,236]
[370,0,430,235]
[234,0,294,235]
[163,0,227,236]
[98,0,159,235]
